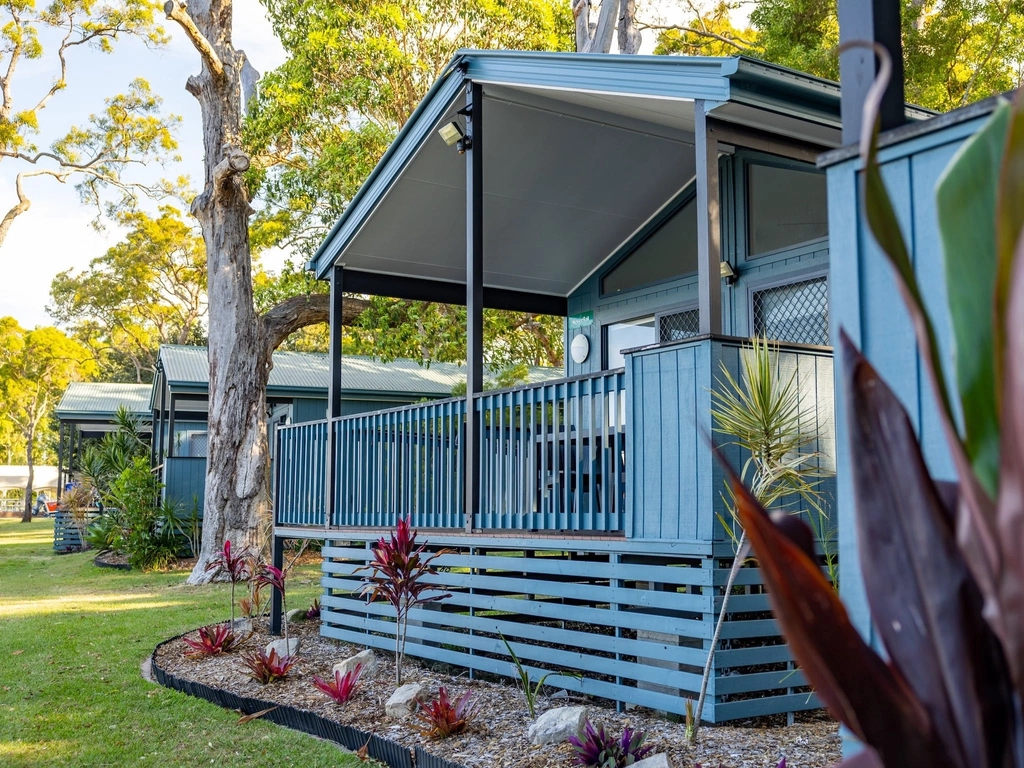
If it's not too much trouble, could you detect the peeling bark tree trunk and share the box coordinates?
[166,0,373,584]
[574,0,640,53]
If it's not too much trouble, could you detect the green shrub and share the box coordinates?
[106,458,182,571]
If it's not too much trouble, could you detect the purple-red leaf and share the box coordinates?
[721,450,950,767]
[996,221,1024,692]
[843,334,1014,768]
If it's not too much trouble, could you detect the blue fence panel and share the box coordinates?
[475,370,626,531]
[275,420,328,526]
[334,397,466,529]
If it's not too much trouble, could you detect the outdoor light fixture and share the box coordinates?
[720,261,737,285]
[438,121,464,146]
[437,120,472,154]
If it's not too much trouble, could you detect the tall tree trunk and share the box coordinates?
[163,0,271,583]
[21,434,33,523]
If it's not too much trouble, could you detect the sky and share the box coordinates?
[0,0,289,330]
[0,0,702,332]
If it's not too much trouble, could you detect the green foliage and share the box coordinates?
[0,318,98,478]
[78,406,151,499]
[105,457,181,571]
[49,205,206,382]
[499,632,579,718]
[657,0,1024,112]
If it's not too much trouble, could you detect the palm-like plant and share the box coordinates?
[206,540,254,628]
[689,336,830,740]
[256,564,288,642]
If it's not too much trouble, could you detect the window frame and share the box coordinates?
[745,267,831,347]
[740,156,829,263]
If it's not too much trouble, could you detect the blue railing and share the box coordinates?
[333,397,467,529]
[475,370,626,531]
[275,420,328,527]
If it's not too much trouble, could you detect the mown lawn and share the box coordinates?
[0,518,359,767]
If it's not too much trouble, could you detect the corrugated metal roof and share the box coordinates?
[56,382,152,418]
[158,345,562,397]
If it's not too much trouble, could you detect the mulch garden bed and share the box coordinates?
[153,620,840,767]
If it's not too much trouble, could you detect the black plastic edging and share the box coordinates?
[93,552,131,571]
[150,633,468,768]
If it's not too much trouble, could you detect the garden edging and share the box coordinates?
[150,633,468,768]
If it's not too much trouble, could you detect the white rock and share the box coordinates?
[632,755,672,768]
[386,683,425,719]
[333,649,377,679]
[528,705,587,746]
[549,689,569,700]
[230,618,253,634]
[265,637,301,658]
[285,608,306,622]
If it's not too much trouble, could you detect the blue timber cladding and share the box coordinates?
[625,337,834,541]
[292,397,326,423]
[163,456,207,514]
[823,108,991,754]
[565,151,831,378]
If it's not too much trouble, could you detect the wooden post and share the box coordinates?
[270,534,285,636]
[167,393,177,458]
[838,0,905,145]
[56,422,65,500]
[325,265,344,529]
[156,371,167,466]
[695,100,722,336]
[465,81,484,533]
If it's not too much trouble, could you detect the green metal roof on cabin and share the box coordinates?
[157,345,562,398]
[309,50,932,286]
[56,382,153,421]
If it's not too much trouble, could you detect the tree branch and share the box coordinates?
[213,144,251,185]
[635,18,755,50]
[259,293,370,356]
[163,0,224,78]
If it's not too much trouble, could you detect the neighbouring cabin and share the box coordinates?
[821,95,1004,749]
[152,344,560,515]
[271,50,926,722]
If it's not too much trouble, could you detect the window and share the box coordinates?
[747,164,828,257]
[659,308,700,342]
[604,316,656,368]
[752,277,829,346]
[601,197,699,295]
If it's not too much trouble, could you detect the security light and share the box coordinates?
[438,121,464,146]
[720,261,737,285]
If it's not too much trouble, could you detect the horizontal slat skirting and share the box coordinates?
[320,623,700,718]
[321,542,812,722]
[322,594,712,668]
[322,577,710,638]
[320,608,706,691]
[323,547,715,586]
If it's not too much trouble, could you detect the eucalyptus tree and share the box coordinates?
[0,0,180,248]
[0,318,98,522]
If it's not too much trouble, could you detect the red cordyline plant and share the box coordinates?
[241,647,295,684]
[205,540,254,628]
[356,516,451,684]
[255,564,289,643]
[181,623,244,658]
[311,663,362,704]
[567,719,653,768]
[723,46,1024,767]
[414,687,476,739]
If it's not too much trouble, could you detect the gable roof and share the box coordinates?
[309,50,933,288]
[56,382,152,421]
[156,345,562,399]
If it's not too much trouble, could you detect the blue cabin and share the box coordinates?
[271,50,929,722]
[54,382,153,497]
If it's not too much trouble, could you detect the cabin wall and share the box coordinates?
[565,152,831,377]
[826,113,987,725]
[163,456,207,514]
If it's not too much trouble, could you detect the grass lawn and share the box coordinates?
[0,518,360,767]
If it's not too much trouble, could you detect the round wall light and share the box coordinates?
[570,333,590,365]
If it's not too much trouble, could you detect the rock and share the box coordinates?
[333,649,377,679]
[265,637,301,658]
[632,755,672,768]
[230,618,253,634]
[549,689,569,700]
[528,705,587,746]
[386,683,425,719]
[285,608,307,623]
